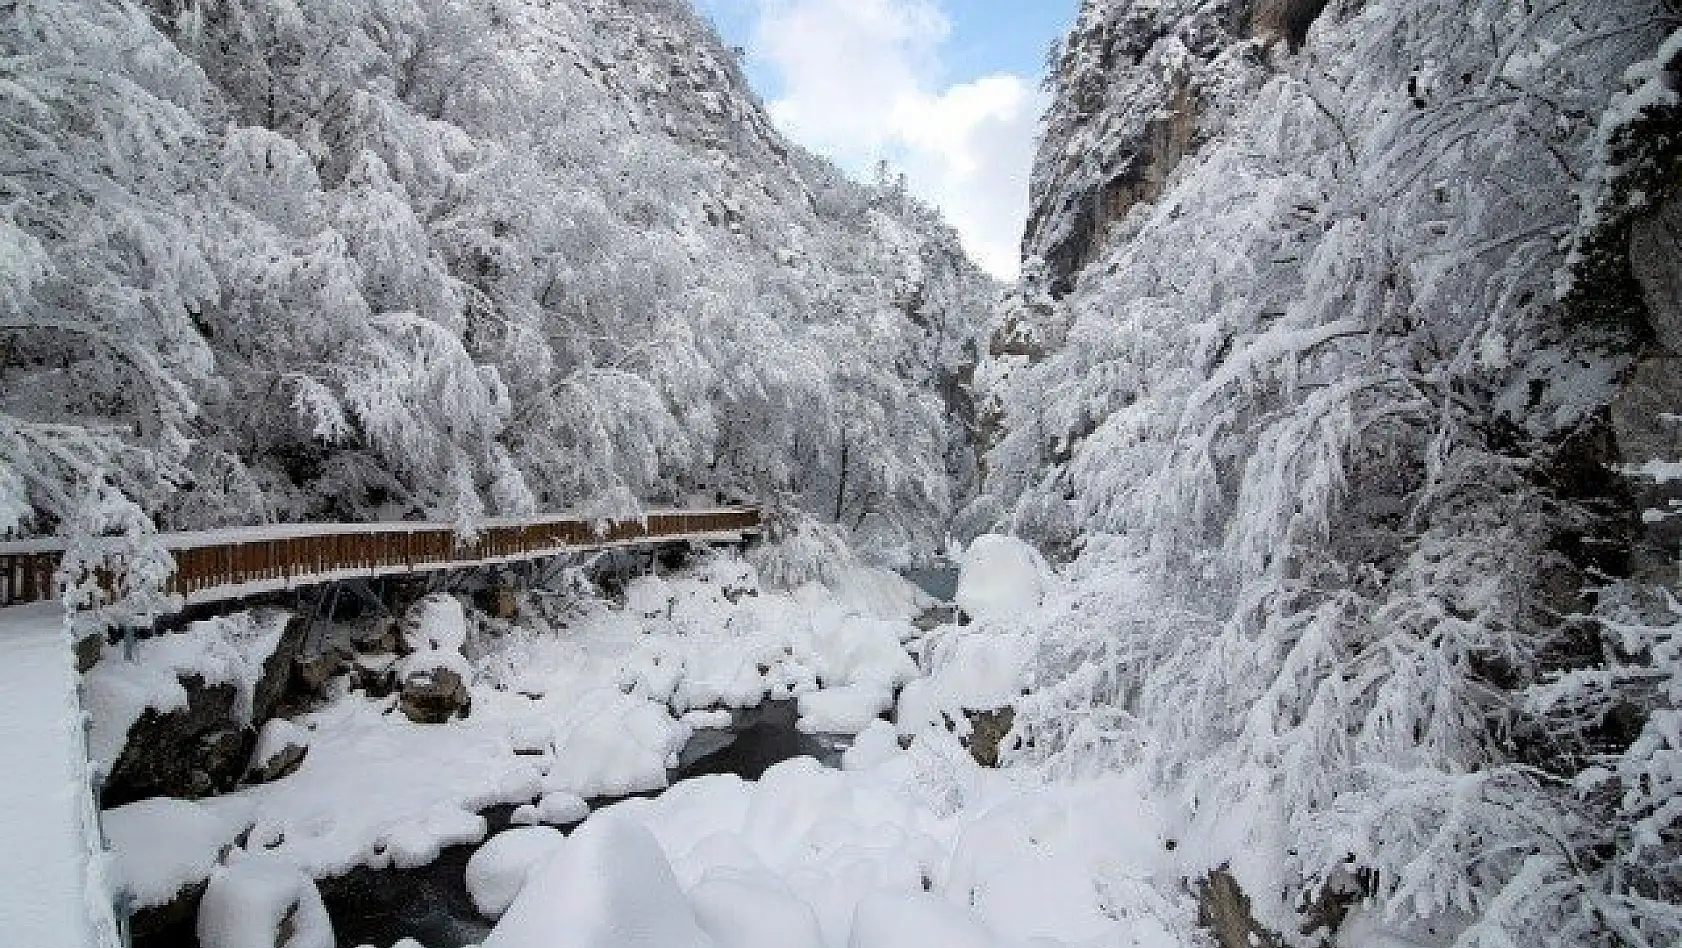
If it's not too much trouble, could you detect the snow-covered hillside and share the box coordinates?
[976,1,1682,944]
[2,0,994,564]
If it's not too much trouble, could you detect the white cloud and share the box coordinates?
[746,0,1042,279]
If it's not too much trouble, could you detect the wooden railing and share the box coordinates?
[0,507,760,608]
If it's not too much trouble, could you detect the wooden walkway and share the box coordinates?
[0,507,760,608]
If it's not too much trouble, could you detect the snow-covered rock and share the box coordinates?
[849,890,1004,948]
[86,610,304,805]
[246,719,310,784]
[104,797,248,911]
[396,649,472,724]
[690,875,825,948]
[402,594,469,654]
[483,816,710,948]
[197,857,332,948]
[466,826,566,920]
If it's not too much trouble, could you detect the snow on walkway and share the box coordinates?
[0,603,119,948]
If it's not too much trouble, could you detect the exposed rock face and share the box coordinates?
[1248,0,1328,51]
[98,613,308,807]
[131,878,211,942]
[485,586,520,621]
[247,740,307,784]
[1198,868,1284,948]
[959,706,1015,768]
[250,615,308,724]
[104,676,250,807]
[1024,0,1279,297]
[246,719,312,784]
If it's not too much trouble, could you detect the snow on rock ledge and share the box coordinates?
[104,797,251,911]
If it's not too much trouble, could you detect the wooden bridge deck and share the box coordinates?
[0,507,760,608]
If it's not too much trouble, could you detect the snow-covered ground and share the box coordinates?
[0,603,120,948]
[96,545,1206,948]
[480,740,1196,948]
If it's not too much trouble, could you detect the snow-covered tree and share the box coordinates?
[983,1,1682,943]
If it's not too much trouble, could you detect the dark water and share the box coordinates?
[675,699,845,779]
[134,701,844,948]
[901,565,960,602]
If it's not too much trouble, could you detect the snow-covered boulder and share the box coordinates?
[543,693,690,799]
[690,874,825,948]
[105,797,247,917]
[466,826,566,920]
[197,857,333,948]
[849,890,1003,948]
[401,593,469,653]
[483,816,711,948]
[86,610,305,806]
[396,649,472,724]
[394,595,473,723]
[953,535,1048,623]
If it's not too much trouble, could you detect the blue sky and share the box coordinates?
[694,0,1081,278]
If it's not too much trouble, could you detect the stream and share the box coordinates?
[132,700,850,948]
[133,565,955,948]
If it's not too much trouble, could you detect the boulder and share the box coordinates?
[351,653,398,698]
[397,654,472,724]
[293,648,349,696]
[1198,867,1284,948]
[103,676,251,807]
[485,585,520,620]
[348,617,403,655]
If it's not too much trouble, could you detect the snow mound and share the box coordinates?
[197,856,332,948]
[797,683,894,734]
[104,797,249,910]
[690,874,825,948]
[849,890,1003,948]
[466,826,565,920]
[954,535,1048,623]
[484,816,711,948]
[404,594,468,652]
[544,693,691,799]
[483,752,1195,948]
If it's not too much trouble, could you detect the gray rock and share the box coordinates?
[1198,867,1285,948]
[960,706,1016,768]
[398,663,471,724]
[294,648,350,695]
[103,676,251,808]
[250,614,309,726]
[352,654,398,698]
[349,617,403,655]
[247,737,309,785]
